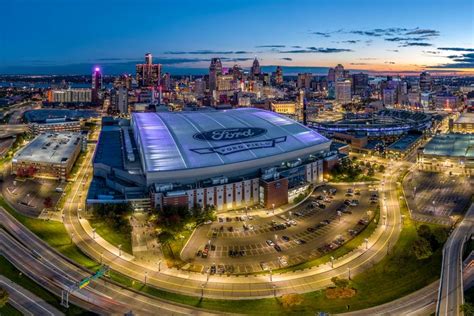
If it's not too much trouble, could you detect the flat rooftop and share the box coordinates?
[454,112,474,124]
[24,109,98,123]
[132,108,330,172]
[423,134,474,158]
[13,132,82,164]
[388,134,422,151]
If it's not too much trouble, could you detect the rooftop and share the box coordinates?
[13,132,82,164]
[132,108,330,172]
[24,109,98,123]
[454,112,474,124]
[388,133,422,151]
[423,134,474,158]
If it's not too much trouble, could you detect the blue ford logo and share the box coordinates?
[193,128,267,142]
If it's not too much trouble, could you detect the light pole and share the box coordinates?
[364,238,369,250]
[92,228,96,239]
[70,232,74,244]
[272,203,275,214]
[330,256,334,268]
[383,215,387,226]
[269,268,273,282]
[273,284,276,297]
[201,284,205,299]
[337,211,342,222]
[347,267,351,280]
[274,234,278,242]
[144,271,148,285]
[158,260,162,272]
[118,244,122,257]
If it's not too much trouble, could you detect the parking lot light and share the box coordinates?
[347,267,351,280]
[269,268,273,282]
[330,256,334,268]
[118,244,122,256]
[364,238,369,250]
[273,284,276,297]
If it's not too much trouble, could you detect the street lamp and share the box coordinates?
[364,238,369,250]
[347,267,351,280]
[70,232,74,244]
[201,284,205,299]
[144,271,148,285]
[92,228,96,239]
[118,244,122,257]
[274,234,278,242]
[269,268,273,282]
[158,260,162,272]
[273,284,276,297]
[330,256,334,268]
[272,203,275,214]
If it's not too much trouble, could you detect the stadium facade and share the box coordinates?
[89,109,332,211]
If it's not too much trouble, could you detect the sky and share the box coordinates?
[1,0,473,75]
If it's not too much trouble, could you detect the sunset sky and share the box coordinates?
[1,0,473,75]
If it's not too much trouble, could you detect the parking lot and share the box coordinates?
[181,184,379,274]
[403,170,472,221]
[1,175,64,218]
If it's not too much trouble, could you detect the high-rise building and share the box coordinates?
[117,87,128,114]
[136,53,162,87]
[420,71,432,92]
[352,73,369,98]
[297,73,312,89]
[335,79,352,104]
[382,88,397,107]
[334,64,345,81]
[209,58,223,92]
[327,68,335,82]
[91,67,102,105]
[162,72,171,90]
[275,66,283,85]
[250,57,261,78]
[230,64,243,81]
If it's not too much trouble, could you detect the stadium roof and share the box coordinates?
[13,132,82,164]
[132,108,330,172]
[423,134,474,158]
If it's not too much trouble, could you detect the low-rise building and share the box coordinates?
[12,132,83,180]
[452,112,474,133]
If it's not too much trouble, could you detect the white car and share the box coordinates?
[248,224,254,230]
[204,220,213,225]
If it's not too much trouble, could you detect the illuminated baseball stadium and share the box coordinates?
[308,109,433,137]
[89,109,332,211]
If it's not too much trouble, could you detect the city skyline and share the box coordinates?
[1,0,473,75]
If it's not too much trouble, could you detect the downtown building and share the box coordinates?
[88,109,331,212]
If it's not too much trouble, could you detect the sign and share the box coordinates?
[193,128,267,142]
[191,136,286,155]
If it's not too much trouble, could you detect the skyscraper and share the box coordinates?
[419,71,432,92]
[334,64,345,81]
[335,79,352,104]
[297,73,312,89]
[327,68,335,82]
[209,58,223,92]
[352,73,369,98]
[91,66,102,105]
[275,66,283,85]
[250,57,261,78]
[136,53,162,87]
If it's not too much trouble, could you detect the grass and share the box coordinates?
[161,229,193,268]
[0,256,89,315]
[89,217,133,254]
[0,303,22,316]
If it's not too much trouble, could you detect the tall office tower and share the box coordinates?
[136,52,162,87]
[335,79,352,104]
[297,73,313,89]
[91,67,102,105]
[419,71,432,92]
[352,73,369,97]
[327,68,335,82]
[117,87,128,114]
[250,57,261,78]
[275,66,283,85]
[334,64,345,81]
[209,58,223,92]
[162,72,171,90]
[231,64,243,81]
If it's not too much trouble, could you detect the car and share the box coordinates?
[240,216,247,221]
[345,192,354,197]
[307,227,315,233]
[204,220,212,225]
[266,240,275,246]
[260,262,270,271]
[243,224,249,230]
[227,226,234,232]
[282,235,290,242]
[218,218,224,223]
[212,231,218,237]
[274,244,282,252]
[226,217,232,222]
[210,265,217,274]
[316,195,324,200]
[247,215,254,220]
[350,199,359,206]
[370,200,378,204]
[318,203,326,209]
[342,209,352,214]
[358,219,369,225]
[344,200,351,206]
[248,224,254,230]
[298,239,307,244]
[321,219,331,225]
[278,256,288,266]
[294,211,303,217]
[196,250,202,257]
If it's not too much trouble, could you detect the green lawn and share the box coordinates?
[0,256,88,316]
[0,303,22,316]
[89,217,133,255]
[161,229,193,268]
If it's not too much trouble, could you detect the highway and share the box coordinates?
[436,203,474,316]
[0,275,63,316]
[61,142,406,299]
[0,209,228,315]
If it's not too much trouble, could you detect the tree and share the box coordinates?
[412,237,433,259]
[158,231,175,258]
[417,224,432,240]
[378,165,385,173]
[0,287,8,308]
[460,303,474,316]
[43,197,53,209]
[331,277,350,289]
[432,227,448,245]
[367,167,375,177]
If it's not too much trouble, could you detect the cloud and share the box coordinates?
[350,62,369,65]
[255,45,285,48]
[423,50,440,55]
[387,49,399,52]
[164,50,250,55]
[430,52,474,68]
[291,45,302,48]
[385,37,426,42]
[359,57,378,60]
[384,61,396,64]
[281,57,293,61]
[400,42,433,47]
[279,47,353,53]
[311,31,331,37]
[437,47,474,52]
[342,40,360,44]
[406,28,440,37]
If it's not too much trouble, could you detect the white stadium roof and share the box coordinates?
[132,108,330,173]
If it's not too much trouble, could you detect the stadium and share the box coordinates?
[89,108,332,211]
[308,109,433,137]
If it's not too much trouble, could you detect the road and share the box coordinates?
[61,142,406,299]
[0,275,63,316]
[436,203,474,316]
[0,209,227,315]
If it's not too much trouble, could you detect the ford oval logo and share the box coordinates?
[193,128,267,142]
